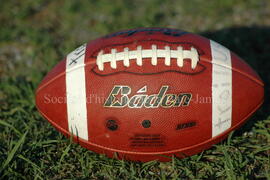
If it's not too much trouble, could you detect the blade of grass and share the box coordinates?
[1,132,27,170]
[18,154,43,175]
[222,146,236,180]
[59,144,71,165]
[0,119,22,137]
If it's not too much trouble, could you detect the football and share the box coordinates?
[35,28,264,162]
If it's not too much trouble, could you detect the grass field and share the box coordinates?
[0,0,270,179]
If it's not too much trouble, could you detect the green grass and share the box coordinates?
[0,0,270,179]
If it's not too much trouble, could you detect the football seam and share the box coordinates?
[36,39,264,92]
[90,62,207,76]
[36,98,264,155]
[36,55,264,93]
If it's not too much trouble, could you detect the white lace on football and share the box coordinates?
[96,45,199,71]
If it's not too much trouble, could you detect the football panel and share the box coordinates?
[231,52,263,85]
[38,59,66,90]
[84,43,213,153]
[232,70,264,127]
[35,74,68,132]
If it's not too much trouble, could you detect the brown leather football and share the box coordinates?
[36,28,264,162]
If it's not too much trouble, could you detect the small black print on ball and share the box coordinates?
[106,120,118,131]
[176,121,196,130]
[142,120,151,128]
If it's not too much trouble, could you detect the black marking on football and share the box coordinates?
[106,119,118,131]
[142,120,151,128]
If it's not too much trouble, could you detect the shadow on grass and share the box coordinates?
[200,26,270,135]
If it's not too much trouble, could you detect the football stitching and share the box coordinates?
[90,63,206,76]
[90,39,204,54]
[96,45,199,71]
